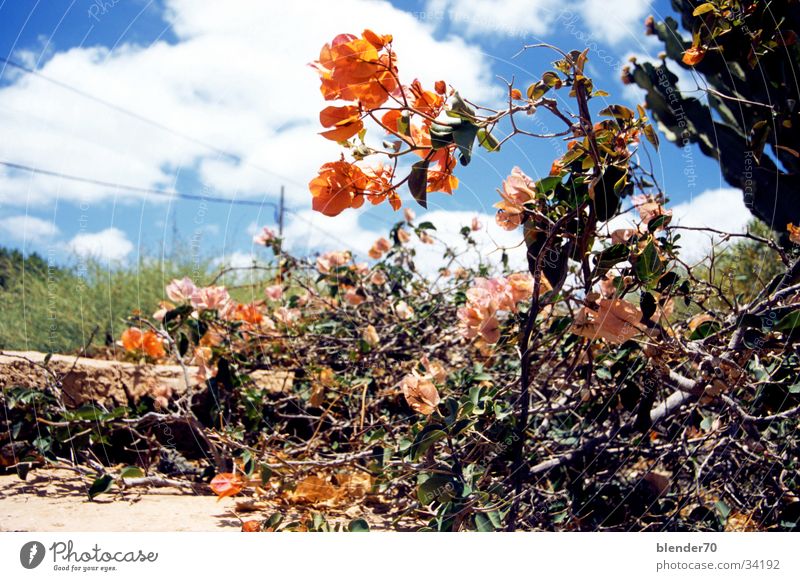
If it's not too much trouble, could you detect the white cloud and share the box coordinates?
[0,214,59,244]
[0,0,495,208]
[67,227,134,261]
[425,0,653,45]
[602,188,752,263]
[669,188,752,263]
[576,0,652,45]
[425,0,561,38]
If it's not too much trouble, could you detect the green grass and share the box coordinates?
[0,246,276,354]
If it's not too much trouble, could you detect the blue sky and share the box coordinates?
[0,0,747,271]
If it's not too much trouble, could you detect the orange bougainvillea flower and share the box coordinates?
[399,373,440,415]
[319,105,364,142]
[210,472,246,501]
[788,223,800,244]
[571,298,646,344]
[309,159,368,216]
[682,45,706,66]
[427,153,459,194]
[312,30,399,109]
[408,79,444,118]
[121,327,166,359]
[232,302,264,326]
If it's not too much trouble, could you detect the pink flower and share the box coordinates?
[274,306,301,326]
[495,167,535,231]
[265,284,283,301]
[369,237,392,259]
[190,286,231,311]
[632,195,671,227]
[253,226,277,246]
[316,250,351,274]
[395,300,414,320]
[397,229,411,243]
[344,287,366,306]
[166,277,197,303]
[404,207,416,223]
[471,217,482,231]
[370,270,387,285]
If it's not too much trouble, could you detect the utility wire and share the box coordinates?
[0,159,278,208]
[0,55,305,189]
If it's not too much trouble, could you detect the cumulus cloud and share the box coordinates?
[67,227,134,261]
[603,188,752,263]
[0,0,495,208]
[425,0,653,45]
[0,214,59,244]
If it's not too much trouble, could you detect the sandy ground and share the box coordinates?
[0,469,242,532]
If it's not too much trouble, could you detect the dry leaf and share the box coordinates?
[290,475,338,504]
[241,520,262,532]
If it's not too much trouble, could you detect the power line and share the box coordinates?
[0,159,279,208]
[0,55,306,189]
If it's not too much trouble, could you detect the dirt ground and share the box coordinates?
[0,469,242,532]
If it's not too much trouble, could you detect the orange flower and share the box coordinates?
[121,327,144,352]
[682,46,706,66]
[121,327,166,359]
[312,30,399,108]
[319,105,364,142]
[309,160,368,216]
[571,298,645,344]
[210,472,246,500]
[788,223,800,244]
[427,153,459,194]
[408,79,444,117]
[232,302,264,326]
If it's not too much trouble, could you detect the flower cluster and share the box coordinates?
[120,327,166,359]
[495,167,536,231]
[457,273,542,344]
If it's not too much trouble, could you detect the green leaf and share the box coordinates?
[411,425,447,460]
[408,160,429,208]
[476,128,500,152]
[348,518,370,532]
[474,513,495,532]
[449,91,476,119]
[689,320,721,340]
[120,466,144,479]
[775,310,800,332]
[452,119,480,166]
[693,3,715,16]
[417,474,457,505]
[88,474,114,500]
[429,122,454,149]
[643,124,660,150]
[634,241,663,285]
[594,244,630,277]
[599,104,635,121]
[640,292,656,322]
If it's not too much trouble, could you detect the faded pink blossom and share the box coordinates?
[265,284,283,301]
[370,270,387,285]
[632,194,672,227]
[190,286,231,311]
[471,217,482,231]
[397,228,411,243]
[274,306,301,326]
[495,167,536,231]
[316,250,351,274]
[404,207,416,223]
[395,300,414,320]
[253,226,277,246]
[369,237,392,259]
[344,287,366,306]
[166,277,197,303]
